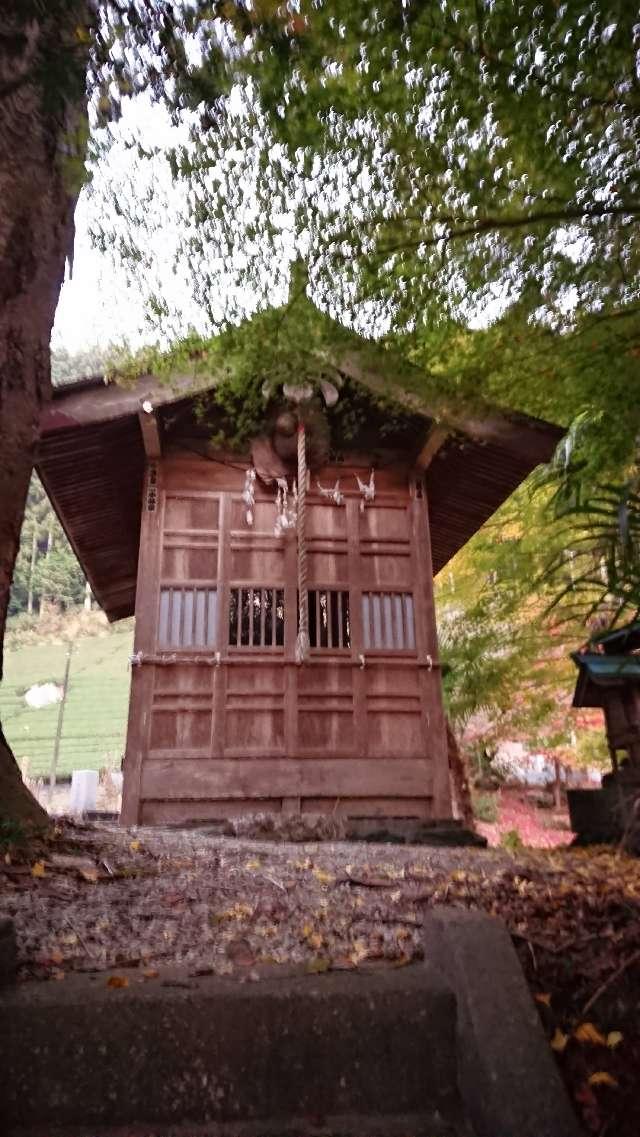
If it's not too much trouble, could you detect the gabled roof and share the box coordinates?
[37,333,563,621]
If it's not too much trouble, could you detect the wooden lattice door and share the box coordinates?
[121,454,451,826]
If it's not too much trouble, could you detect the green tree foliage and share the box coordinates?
[136,1,640,327]
[9,478,85,619]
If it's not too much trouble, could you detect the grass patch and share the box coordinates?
[472,791,499,824]
[0,623,133,778]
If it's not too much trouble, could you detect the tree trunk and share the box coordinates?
[446,718,475,829]
[0,7,89,825]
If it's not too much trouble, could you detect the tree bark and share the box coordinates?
[446,718,475,830]
[0,7,89,825]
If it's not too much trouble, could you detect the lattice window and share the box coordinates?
[158,587,218,649]
[229,587,285,648]
[308,589,351,649]
[362,592,415,651]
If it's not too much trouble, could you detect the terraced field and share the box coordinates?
[0,623,133,778]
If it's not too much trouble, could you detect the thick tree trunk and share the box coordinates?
[0,8,88,824]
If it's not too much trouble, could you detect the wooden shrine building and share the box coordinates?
[37,327,562,827]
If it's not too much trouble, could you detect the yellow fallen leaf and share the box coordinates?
[349,943,369,965]
[245,858,261,870]
[312,867,334,886]
[550,1028,569,1053]
[31,860,46,878]
[107,975,129,989]
[575,1022,607,1046]
[129,840,141,853]
[535,992,552,1007]
[607,1030,623,1049]
[306,957,330,974]
[588,1071,618,1088]
[80,868,98,883]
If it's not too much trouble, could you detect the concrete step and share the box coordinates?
[0,963,470,1137]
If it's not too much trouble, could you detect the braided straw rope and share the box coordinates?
[295,419,310,664]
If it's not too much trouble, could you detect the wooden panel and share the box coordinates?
[297,663,353,695]
[360,505,410,542]
[153,664,215,696]
[149,708,212,751]
[140,799,285,825]
[226,664,285,695]
[162,455,245,494]
[164,494,219,531]
[365,712,424,759]
[307,551,349,584]
[161,545,218,580]
[298,710,355,755]
[304,797,432,819]
[306,503,348,538]
[360,552,412,588]
[366,668,420,697]
[230,546,285,581]
[141,758,433,800]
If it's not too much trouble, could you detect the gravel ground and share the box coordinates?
[2,819,640,1136]
[3,821,518,979]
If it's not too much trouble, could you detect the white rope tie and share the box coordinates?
[295,419,310,664]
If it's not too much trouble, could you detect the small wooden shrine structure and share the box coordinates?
[569,622,640,843]
[37,323,561,827]
[572,622,640,771]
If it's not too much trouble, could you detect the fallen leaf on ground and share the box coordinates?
[80,868,98,883]
[307,957,331,973]
[31,861,46,878]
[245,858,261,870]
[575,1022,608,1046]
[129,840,141,853]
[607,1031,623,1049]
[107,975,129,988]
[551,1028,569,1052]
[588,1072,619,1088]
[535,992,552,1006]
[142,968,159,979]
[312,867,334,885]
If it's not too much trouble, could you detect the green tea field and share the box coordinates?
[0,622,134,779]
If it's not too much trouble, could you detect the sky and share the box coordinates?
[52,99,186,354]
[53,194,148,353]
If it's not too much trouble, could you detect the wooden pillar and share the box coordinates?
[120,460,164,826]
[411,477,453,819]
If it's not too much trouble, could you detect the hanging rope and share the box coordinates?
[295,419,310,664]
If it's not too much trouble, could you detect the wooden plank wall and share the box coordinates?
[121,451,452,825]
